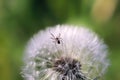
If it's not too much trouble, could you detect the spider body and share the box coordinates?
[55,37,61,44]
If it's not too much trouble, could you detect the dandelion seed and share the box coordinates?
[22,25,109,80]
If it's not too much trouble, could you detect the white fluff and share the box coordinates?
[22,25,109,80]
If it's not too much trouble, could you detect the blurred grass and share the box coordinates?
[0,0,120,80]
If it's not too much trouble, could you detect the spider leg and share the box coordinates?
[50,33,56,38]
[49,29,56,38]
[50,37,55,40]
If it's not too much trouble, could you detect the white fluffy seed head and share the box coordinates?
[22,25,109,80]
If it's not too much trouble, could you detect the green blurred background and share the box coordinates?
[0,0,120,80]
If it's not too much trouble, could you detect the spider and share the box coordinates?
[50,32,63,45]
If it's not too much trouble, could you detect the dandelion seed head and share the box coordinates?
[22,25,109,80]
